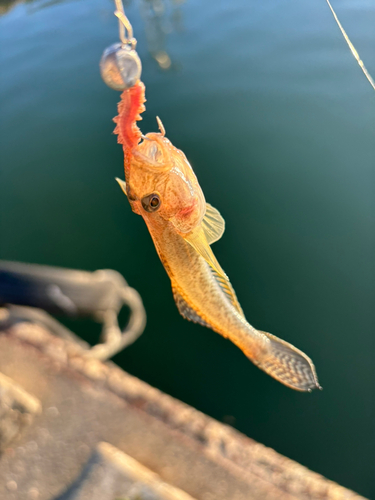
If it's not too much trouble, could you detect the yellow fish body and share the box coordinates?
[114,81,320,392]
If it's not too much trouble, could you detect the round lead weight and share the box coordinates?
[100,43,142,91]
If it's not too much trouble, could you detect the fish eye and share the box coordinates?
[141,193,161,212]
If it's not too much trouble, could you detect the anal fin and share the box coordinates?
[172,287,209,328]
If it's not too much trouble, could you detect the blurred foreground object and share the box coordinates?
[0,261,146,360]
[0,309,366,498]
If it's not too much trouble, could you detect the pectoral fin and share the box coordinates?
[202,203,225,245]
[115,177,127,196]
[183,225,227,279]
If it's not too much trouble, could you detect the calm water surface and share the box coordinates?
[1,0,374,496]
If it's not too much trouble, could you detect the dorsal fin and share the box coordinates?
[172,287,209,327]
[113,81,146,151]
[202,203,225,245]
[209,268,245,318]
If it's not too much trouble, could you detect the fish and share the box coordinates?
[113,81,321,392]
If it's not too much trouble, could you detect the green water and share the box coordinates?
[1,0,374,496]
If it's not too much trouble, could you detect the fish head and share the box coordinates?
[126,132,206,234]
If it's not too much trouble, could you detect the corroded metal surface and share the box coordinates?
[0,322,367,500]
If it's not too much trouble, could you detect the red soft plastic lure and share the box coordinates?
[113,81,146,177]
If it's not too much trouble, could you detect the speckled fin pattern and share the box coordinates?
[209,268,245,318]
[172,287,209,328]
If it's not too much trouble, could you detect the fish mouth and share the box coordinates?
[133,133,172,172]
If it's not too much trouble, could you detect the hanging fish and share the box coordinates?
[113,81,321,392]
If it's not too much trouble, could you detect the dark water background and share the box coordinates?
[1,0,374,496]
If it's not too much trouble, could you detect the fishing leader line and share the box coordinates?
[99,0,374,93]
[325,0,375,91]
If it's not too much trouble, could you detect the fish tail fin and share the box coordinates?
[252,331,321,392]
[113,81,146,151]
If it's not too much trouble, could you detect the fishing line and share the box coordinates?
[114,0,136,49]
[325,0,375,91]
